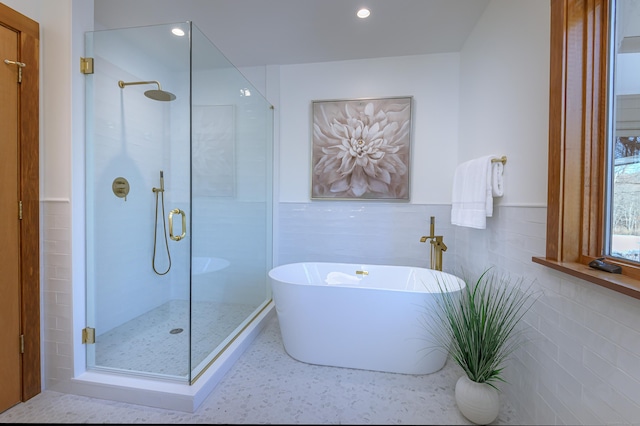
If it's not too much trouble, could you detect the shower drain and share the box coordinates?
[169,328,184,334]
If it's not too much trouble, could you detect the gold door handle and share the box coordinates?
[4,59,26,83]
[169,208,186,241]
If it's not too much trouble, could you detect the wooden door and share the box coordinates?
[0,2,40,413]
[0,20,21,412]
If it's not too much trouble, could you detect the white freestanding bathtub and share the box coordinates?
[269,262,465,375]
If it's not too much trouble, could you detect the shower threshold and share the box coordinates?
[67,301,275,412]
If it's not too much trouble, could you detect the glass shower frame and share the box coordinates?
[84,21,273,384]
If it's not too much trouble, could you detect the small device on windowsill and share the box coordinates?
[588,258,622,274]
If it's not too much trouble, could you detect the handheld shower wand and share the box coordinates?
[152,170,171,275]
[156,171,165,192]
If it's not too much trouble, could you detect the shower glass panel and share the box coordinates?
[189,24,273,379]
[85,22,273,383]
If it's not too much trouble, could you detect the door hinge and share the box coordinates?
[80,57,94,74]
[82,327,95,344]
[20,334,24,354]
[19,200,22,220]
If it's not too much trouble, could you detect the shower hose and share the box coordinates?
[152,173,171,275]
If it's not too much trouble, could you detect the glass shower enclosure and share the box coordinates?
[84,22,273,383]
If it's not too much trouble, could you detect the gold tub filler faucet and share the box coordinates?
[420,216,447,271]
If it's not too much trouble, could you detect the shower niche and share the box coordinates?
[84,22,273,385]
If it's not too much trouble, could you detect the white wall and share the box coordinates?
[279,53,460,205]
[459,0,549,206]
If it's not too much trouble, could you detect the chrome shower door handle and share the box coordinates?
[168,208,186,241]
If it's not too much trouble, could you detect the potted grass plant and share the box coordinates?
[426,268,539,425]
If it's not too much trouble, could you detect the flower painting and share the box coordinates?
[311,97,412,200]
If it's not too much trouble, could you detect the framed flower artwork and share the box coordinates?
[311,96,412,200]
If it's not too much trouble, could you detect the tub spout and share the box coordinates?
[420,216,447,271]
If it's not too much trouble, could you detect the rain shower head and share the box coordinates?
[118,80,176,102]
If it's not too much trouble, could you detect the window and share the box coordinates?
[532,0,640,299]
[607,0,640,263]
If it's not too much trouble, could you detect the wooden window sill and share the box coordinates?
[532,257,640,300]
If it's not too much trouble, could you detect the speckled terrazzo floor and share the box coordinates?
[0,315,520,424]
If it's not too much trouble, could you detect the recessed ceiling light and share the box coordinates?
[172,28,185,36]
[356,8,371,19]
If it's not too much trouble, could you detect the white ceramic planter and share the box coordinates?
[455,375,500,425]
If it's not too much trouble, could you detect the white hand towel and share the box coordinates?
[492,161,504,197]
[451,155,501,229]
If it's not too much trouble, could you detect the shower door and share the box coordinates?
[85,23,193,382]
[85,22,273,383]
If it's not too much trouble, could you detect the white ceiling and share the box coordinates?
[93,0,490,68]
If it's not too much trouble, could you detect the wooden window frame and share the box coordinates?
[533,0,640,299]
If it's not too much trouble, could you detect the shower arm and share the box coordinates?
[118,79,176,102]
[118,80,163,90]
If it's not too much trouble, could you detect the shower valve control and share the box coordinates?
[112,177,130,201]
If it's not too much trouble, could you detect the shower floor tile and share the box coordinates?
[94,300,257,378]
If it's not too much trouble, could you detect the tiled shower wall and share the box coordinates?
[278,202,640,425]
